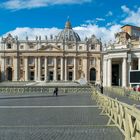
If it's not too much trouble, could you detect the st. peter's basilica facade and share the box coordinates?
[0,20,102,83]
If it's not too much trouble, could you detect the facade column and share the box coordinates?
[24,57,28,81]
[38,57,41,81]
[1,57,5,81]
[97,57,101,84]
[13,56,19,81]
[84,58,88,81]
[61,57,64,81]
[45,57,48,81]
[54,57,57,81]
[73,57,77,81]
[35,57,38,81]
[65,57,67,81]
[122,57,127,87]
[103,59,107,87]
[108,58,112,87]
[138,58,140,70]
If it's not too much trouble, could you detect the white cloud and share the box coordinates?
[3,27,61,40]
[74,24,121,43]
[96,18,105,21]
[1,0,92,10]
[106,11,113,17]
[121,5,140,26]
[85,18,105,25]
[3,23,121,43]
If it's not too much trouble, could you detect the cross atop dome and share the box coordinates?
[65,17,72,29]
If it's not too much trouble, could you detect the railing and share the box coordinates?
[92,87,140,140]
[0,86,92,96]
[104,87,140,101]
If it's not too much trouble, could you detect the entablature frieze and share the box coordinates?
[105,52,128,59]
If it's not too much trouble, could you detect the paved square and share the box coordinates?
[0,93,124,140]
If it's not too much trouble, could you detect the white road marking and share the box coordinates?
[0,105,98,109]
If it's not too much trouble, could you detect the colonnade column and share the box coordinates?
[24,57,28,81]
[61,57,64,81]
[73,57,76,81]
[108,58,112,87]
[138,58,140,70]
[54,57,57,81]
[35,57,38,81]
[45,57,48,81]
[38,57,41,81]
[1,57,5,81]
[65,57,67,81]
[103,59,107,87]
[122,57,127,87]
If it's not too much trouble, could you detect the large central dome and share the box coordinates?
[57,20,81,42]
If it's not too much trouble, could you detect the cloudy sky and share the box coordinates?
[0,0,140,43]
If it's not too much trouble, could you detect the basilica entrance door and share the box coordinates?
[90,68,96,81]
[7,67,12,81]
[68,71,73,81]
[112,64,119,86]
[30,71,34,81]
[49,71,53,81]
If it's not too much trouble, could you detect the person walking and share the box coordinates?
[55,87,58,96]
[53,87,58,96]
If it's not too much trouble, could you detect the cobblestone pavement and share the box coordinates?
[0,93,124,140]
[104,90,140,107]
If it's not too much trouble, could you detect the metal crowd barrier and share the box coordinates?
[104,87,140,101]
[0,86,92,96]
[92,87,140,140]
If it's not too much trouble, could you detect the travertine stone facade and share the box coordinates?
[103,25,140,87]
[0,20,102,83]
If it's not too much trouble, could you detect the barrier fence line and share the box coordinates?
[0,86,92,95]
[91,87,140,140]
[104,87,140,101]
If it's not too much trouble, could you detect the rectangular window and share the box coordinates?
[91,45,95,50]
[67,58,73,65]
[29,57,34,65]
[57,58,61,65]
[48,57,54,65]
[7,44,12,49]
[41,57,45,65]
[29,45,34,49]
[20,45,24,49]
[90,58,96,66]
[79,46,82,50]
[6,57,12,65]
[20,58,23,65]
[79,59,82,65]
